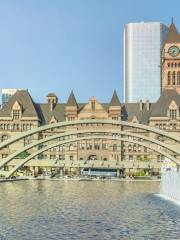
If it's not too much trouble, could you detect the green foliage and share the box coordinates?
[134,170,147,177]
[16,151,30,159]
[137,155,150,162]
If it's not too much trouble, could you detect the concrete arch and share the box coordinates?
[0,119,180,151]
[0,129,180,170]
[5,135,180,179]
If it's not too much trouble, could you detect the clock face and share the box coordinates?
[168,46,179,57]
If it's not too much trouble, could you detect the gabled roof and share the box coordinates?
[109,90,121,107]
[122,102,153,124]
[151,89,180,117]
[36,103,66,124]
[66,91,78,107]
[0,90,40,119]
[164,22,180,44]
[0,89,179,125]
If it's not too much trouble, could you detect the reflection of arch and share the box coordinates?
[4,135,180,179]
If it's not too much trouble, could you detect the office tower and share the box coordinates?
[1,89,20,107]
[124,22,169,102]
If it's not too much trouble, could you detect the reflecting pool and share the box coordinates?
[0,180,180,240]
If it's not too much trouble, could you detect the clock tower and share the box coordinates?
[162,20,180,94]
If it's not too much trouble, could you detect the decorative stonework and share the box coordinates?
[162,22,180,94]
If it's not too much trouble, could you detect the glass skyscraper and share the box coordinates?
[124,22,169,103]
[1,89,20,107]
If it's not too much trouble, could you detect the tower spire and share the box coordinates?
[109,90,121,106]
[66,90,78,107]
[171,16,174,24]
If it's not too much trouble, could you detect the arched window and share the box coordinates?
[59,146,63,151]
[12,110,21,120]
[169,109,177,120]
[175,63,177,67]
[69,144,74,151]
[167,62,170,67]
[1,135,8,142]
[177,72,180,85]
[172,71,176,85]
[4,124,10,131]
[168,71,171,85]
[24,136,31,146]
[113,144,117,151]
[171,63,174,67]
[70,155,74,161]
[13,124,20,131]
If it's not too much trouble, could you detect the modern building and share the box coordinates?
[124,22,169,103]
[1,89,20,107]
[162,21,180,94]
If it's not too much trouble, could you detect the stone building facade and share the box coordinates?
[0,88,180,176]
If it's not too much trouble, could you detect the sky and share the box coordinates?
[0,0,180,103]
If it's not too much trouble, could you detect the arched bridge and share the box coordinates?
[0,119,179,178]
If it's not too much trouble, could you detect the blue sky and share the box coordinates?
[0,0,180,103]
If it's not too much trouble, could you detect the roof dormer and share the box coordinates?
[132,115,139,124]
[168,100,179,119]
[50,115,58,124]
[11,101,22,120]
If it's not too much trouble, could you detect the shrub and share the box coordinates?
[16,151,30,159]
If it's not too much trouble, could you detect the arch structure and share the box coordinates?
[0,119,179,178]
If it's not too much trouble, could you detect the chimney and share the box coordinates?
[46,93,58,111]
[146,100,150,111]
[139,100,143,111]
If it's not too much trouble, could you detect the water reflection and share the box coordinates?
[0,181,180,240]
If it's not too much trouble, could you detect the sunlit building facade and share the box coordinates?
[0,88,180,177]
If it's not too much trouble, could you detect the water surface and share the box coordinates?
[0,180,180,240]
